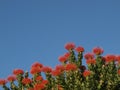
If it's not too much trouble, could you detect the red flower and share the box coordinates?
[65,63,77,71]
[105,55,116,63]
[84,53,94,60]
[64,42,75,50]
[30,67,41,75]
[86,59,96,64]
[31,62,43,68]
[34,83,45,90]
[58,55,67,63]
[55,65,65,72]
[22,78,32,85]
[83,70,91,77]
[93,47,104,55]
[75,46,84,53]
[41,66,52,73]
[13,69,24,75]
[64,52,70,59]
[51,69,62,76]
[116,55,120,61]
[0,79,7,86]
[7,75,16,82]
[36,76,43,81]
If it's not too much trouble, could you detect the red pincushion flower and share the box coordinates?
[86,59,96,64]
[0,79,7,86]
[13,69,24,75]
[64,42,75,50]
[36,76,43,81]
[83,70,91,77]
[34,83,45,90]
[22,78,32,85]
[116,55,120,61]
[58,56,67,63]
[41,66,52,73]
[64,52,70,59]
[75,46,84,53]
[7,75,16,82]
[93,47,104,55]
[30,67,41,75]
[105,55,116,63]
[51,69,62,76]
[65,63,77,71]
[84,53,94,60]
[55,65,65,72]
[31,62,43,68]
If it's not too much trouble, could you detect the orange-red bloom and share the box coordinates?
[36,76,43,81]
[31,62,43,68]
[64,42,75,50]
[7,75,16,82]
[83,70,91,77]
[58,56,67,63]
[51,69,62,76]
[22,78,32,85]
[65,63,77,71]
[41,66,52,73]
[75,46,84,53]
[86,59,96,64]
[105,55,116,63]
[84,53,94,60]
[30,67,41,75]
[0,79,7,86]
[34,83,45,90]
[64,52,70,59]
[93,47,104,55]
[13,69,24,75]
[55,65,65,72]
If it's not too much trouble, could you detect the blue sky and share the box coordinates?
[0,0,120,83]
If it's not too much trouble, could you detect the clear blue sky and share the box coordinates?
[0,0,120,81]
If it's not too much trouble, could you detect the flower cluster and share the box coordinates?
[0,43,120,90]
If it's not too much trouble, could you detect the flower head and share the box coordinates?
[84,53,94,60]
[41,66,52,73]
[93,47,104,55]
[58,55,67,63]
[34,83,45,90]
[7,75,16,82]
[75,46,84,53]
[31,62,43,68]
[105,54,116,63]
[65,63,77,71]
[51,69,62,76]
[55,65,65,72]
[36,76,43,82]
[0,79,7,86]
[22,78,32,85]
[83,70,91,77]
[64,52,70,59]
[13,69,24,75]
[30,67,41,75]
[64,42,75,50]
